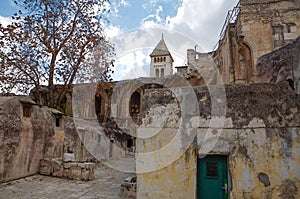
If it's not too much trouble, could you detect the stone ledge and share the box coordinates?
[39,158,95,181]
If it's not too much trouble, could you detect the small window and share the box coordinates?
[155,68,159,77]
[164,57,166,62]
[55,117,60,127]
[287,79,295,90]
[127,139,133,148]
[287,23,296,33]
[22,104,32,117]
[206,161,218,178]
[161,68,164,77]
[272,25,284,35]
[272,25,285,47]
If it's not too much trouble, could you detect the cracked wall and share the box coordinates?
[212,0,300,84]
[137,83,300,199]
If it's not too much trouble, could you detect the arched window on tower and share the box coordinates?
[155,68,159,77]
[164,57,166,62]
[161,68,164,77]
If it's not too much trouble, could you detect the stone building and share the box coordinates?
[150,35,174,78]
[136,83,300,199]
[189,0,300,85]
[178,0,300,91]
[66,2,300,196]
[133,0,300,199]
[1,0,300,198]
[256,36,300,93]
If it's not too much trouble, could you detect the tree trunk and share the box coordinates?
[49,53,57,108]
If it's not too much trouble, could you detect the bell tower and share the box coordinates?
[150,34,174,78]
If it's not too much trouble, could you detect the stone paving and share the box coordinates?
[0,158,135,199]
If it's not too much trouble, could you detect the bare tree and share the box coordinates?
[0,0,114,107]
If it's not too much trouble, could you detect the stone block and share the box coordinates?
[52,160,63,177]
[63,153,75,162]
[63,162,74,169]
[39,159,52,175]
[77,162,95,170]
[70,168,82,180]
[62,162,95,180]
[81,169,91,181]
[88,168,95,180]
[63,168,71,178]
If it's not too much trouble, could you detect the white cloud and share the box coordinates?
[112,49,150,80]
[141,20,162,29]
[111,1,241,81]
[120,0,130,7]
[108,28,192,80]
[110,0,131,17]
[141,5,163,28]
[105,24,123,38]
[141,0,239,52]
[0,16,14,27]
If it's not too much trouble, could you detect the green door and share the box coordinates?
[197,155,228,199]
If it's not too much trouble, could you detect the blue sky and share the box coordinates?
[108,0,182,30]
[0,0,17,17]
[0,0,239,80]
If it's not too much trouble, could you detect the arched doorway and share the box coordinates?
[129,91,141,124]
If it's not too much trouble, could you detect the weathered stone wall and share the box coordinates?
[41,113,98,163]
[256,36,300,93]
[137,143,197,199]
[0,97,54,183]
[238,0,300,62]
[213,24,235,84]
[62,117,96,162]
[185,49,220,86]
[111,76,195,129]
[137,83,300,199]
[0,95,128,183]
[213,0,300,84]
[44,116,128,162]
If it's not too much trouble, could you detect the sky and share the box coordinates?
[0,0,239,81]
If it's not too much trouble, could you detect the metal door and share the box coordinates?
[197,155,228,199]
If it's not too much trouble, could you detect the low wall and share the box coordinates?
[39,158,95,181]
